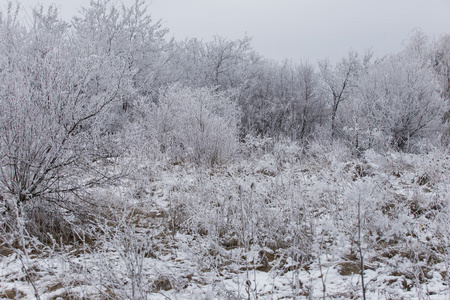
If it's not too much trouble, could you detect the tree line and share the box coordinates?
[0,0,449,207]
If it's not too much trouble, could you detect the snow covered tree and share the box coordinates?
[287,61,326,140]
[0,4,126,207]
[355,53,445,151]
[319,52,362,140]
[433,34,450,101]
[237,59,279,137]
[237,59,326,140]
[175,36,256,90]
[72,0,170,114]
[431,34,450,146]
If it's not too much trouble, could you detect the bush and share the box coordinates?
[355,54,445,152]
[141,85,240,166]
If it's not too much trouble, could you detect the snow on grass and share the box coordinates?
[1,147,450,299]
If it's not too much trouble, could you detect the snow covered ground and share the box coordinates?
[1,142,450,299]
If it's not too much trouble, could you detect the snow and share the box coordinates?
[1,146,450,299]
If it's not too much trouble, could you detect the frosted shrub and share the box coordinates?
[151,85,240,166]
[240,135,275,159]
[272,139,303,164]
[355,53,445,152]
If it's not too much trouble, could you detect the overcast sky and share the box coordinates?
[12,0,450,63]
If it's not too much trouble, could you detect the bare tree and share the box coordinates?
[295,62,326,140]
[319,52,361,140]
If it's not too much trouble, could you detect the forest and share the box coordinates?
[1,1,450,299]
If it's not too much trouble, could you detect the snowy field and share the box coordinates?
[2,142,450,299]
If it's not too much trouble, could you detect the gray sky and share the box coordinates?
[11,0,450,63]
